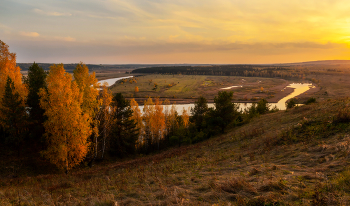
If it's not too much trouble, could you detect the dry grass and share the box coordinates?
[1,98,350,205]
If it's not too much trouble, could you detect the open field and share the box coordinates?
[107,74,298,104]
[1,98,350,205]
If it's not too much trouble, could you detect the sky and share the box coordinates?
[1,0,350,64]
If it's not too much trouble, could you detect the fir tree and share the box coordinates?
[0,76,27,147]
[190,96,208,131]
[26,62,47,141]
[213,91,240,133]
[109,93,138,157]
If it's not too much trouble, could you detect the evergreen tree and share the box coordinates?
[26,62,47,141]
[0,77,27,147]
[109,93,138,157]
[256,98,270,114]
[213,91,240,133]
[190,96,208,131]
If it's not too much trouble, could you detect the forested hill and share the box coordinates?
[131,65,291,76]
[17,63,154,72]
[16,63,209,72]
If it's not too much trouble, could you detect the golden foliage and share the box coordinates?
[182,107,189,128]
[0,40,27,126]
[135,86,139,93]
[39,64,91,172]
[130,98,143,146]
[73,62,101,135]
[152,98,166,142]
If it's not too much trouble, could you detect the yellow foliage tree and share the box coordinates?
[182,107,189,128]
[167,103,178,136]
[130,98,143,147]
[73,62,100,114]
[152,98,165,149]
[73,62,100,132]
[143,97,154,148]
[135,86,139,93]
[39,64,91,172]
[97,83,113,159]
[0,40,27,125]
[73,62,104,160]
[163,99,170,136]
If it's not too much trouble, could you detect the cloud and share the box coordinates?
[54,36,76,42]
[33,8,72,17]
[20,31,40,37]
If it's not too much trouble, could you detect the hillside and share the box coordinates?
[1,98,350,205]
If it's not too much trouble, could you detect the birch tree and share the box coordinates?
[39,64,91,173]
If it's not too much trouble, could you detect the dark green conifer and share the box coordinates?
[109,93,138,157]
[0,76,27,146]
[213,91,240,133]
[190,96,209,131]
[26,62,47,141]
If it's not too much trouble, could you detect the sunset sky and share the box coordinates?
[1,0,350,64]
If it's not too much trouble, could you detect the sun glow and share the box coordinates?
[1,0,350,63]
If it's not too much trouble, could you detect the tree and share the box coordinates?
[39,64,91,173]
[166,103,178,138]
[130,98,143,148]
[256,98,270,114]
[73,62,100,117]
[182,107,189,128]
[135,86,139,93]
[142,97,155,152]
[26,62,47,141]
[109,93,138,157]
[151,98,165,150]
[0,40,27,128]
[0,77,27,149]
[73,63,101,162]
[94,84,113,160]
[190,96,208,131]
[214,91,239,133]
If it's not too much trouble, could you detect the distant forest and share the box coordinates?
[132,65,309,80]
[17,63,145,72]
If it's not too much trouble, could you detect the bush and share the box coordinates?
[270,105,279,113]
[169,136,180,146]
[334,168,350,192]
[192,131,207,143]
[305,97,316,105]
[286,98,297,109]
[336,108,350,123]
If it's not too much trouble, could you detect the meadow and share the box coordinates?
[107,74,290,104]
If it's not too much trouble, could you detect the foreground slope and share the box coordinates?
[1,98,350,205]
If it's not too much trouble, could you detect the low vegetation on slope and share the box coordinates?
[1,98,350,205]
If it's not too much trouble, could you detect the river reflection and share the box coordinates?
[138,83,313,113]
[97,76,134,86]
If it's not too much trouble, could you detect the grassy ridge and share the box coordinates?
[1,98,350,205]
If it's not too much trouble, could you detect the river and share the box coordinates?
[97,76,313,113]
[137,83,313,113]
[97,76,134,86]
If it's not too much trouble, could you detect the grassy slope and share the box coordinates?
[1,99,350,205]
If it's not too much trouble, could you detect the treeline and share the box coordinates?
[0,40,278,174]
[17,63,142,72]
[132,65,307,80]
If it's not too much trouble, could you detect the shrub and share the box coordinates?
[286,98,297,109]
[305,97,316,105]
